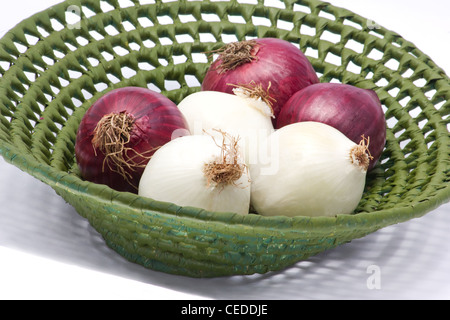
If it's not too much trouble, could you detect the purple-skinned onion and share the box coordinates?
[75,86,190,193]
[276,83,386,170]
[201,37,320,121]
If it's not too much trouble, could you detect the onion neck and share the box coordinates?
[203,130,247,188]
[213,40,259,74]
[349,136,373,172]
[230,81,275,118]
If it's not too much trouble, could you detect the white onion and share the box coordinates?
[138,133,251,215]
[177,90,274,166]
[249,121,370,217]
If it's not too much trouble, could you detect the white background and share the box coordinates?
[0,0,449,300]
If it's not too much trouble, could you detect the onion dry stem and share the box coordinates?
[208,40,259,74]
[203,130,248,188]
[228,81,276,116]
[350,135,374,171]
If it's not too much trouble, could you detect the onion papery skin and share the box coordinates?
[250,122,368,217]
[276,83,386,170]
[75,87,190,193]
[138,135,251,215]
[201,38,319,121]
[177,91,275,165]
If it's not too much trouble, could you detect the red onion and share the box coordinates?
[276,83,386,170]
[201,37,319,120]
[75,86,190,193]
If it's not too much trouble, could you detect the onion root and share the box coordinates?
[92,111,152,186]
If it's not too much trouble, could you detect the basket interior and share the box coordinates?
[0,0,449,219]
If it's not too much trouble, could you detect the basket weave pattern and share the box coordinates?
[0,0,449,277]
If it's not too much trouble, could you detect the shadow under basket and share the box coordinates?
[0,0,449,278]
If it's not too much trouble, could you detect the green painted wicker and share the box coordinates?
[0,0,449,278]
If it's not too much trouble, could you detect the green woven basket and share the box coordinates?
[0,0,449,278]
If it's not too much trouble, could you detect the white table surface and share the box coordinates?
[0,0,449,300]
